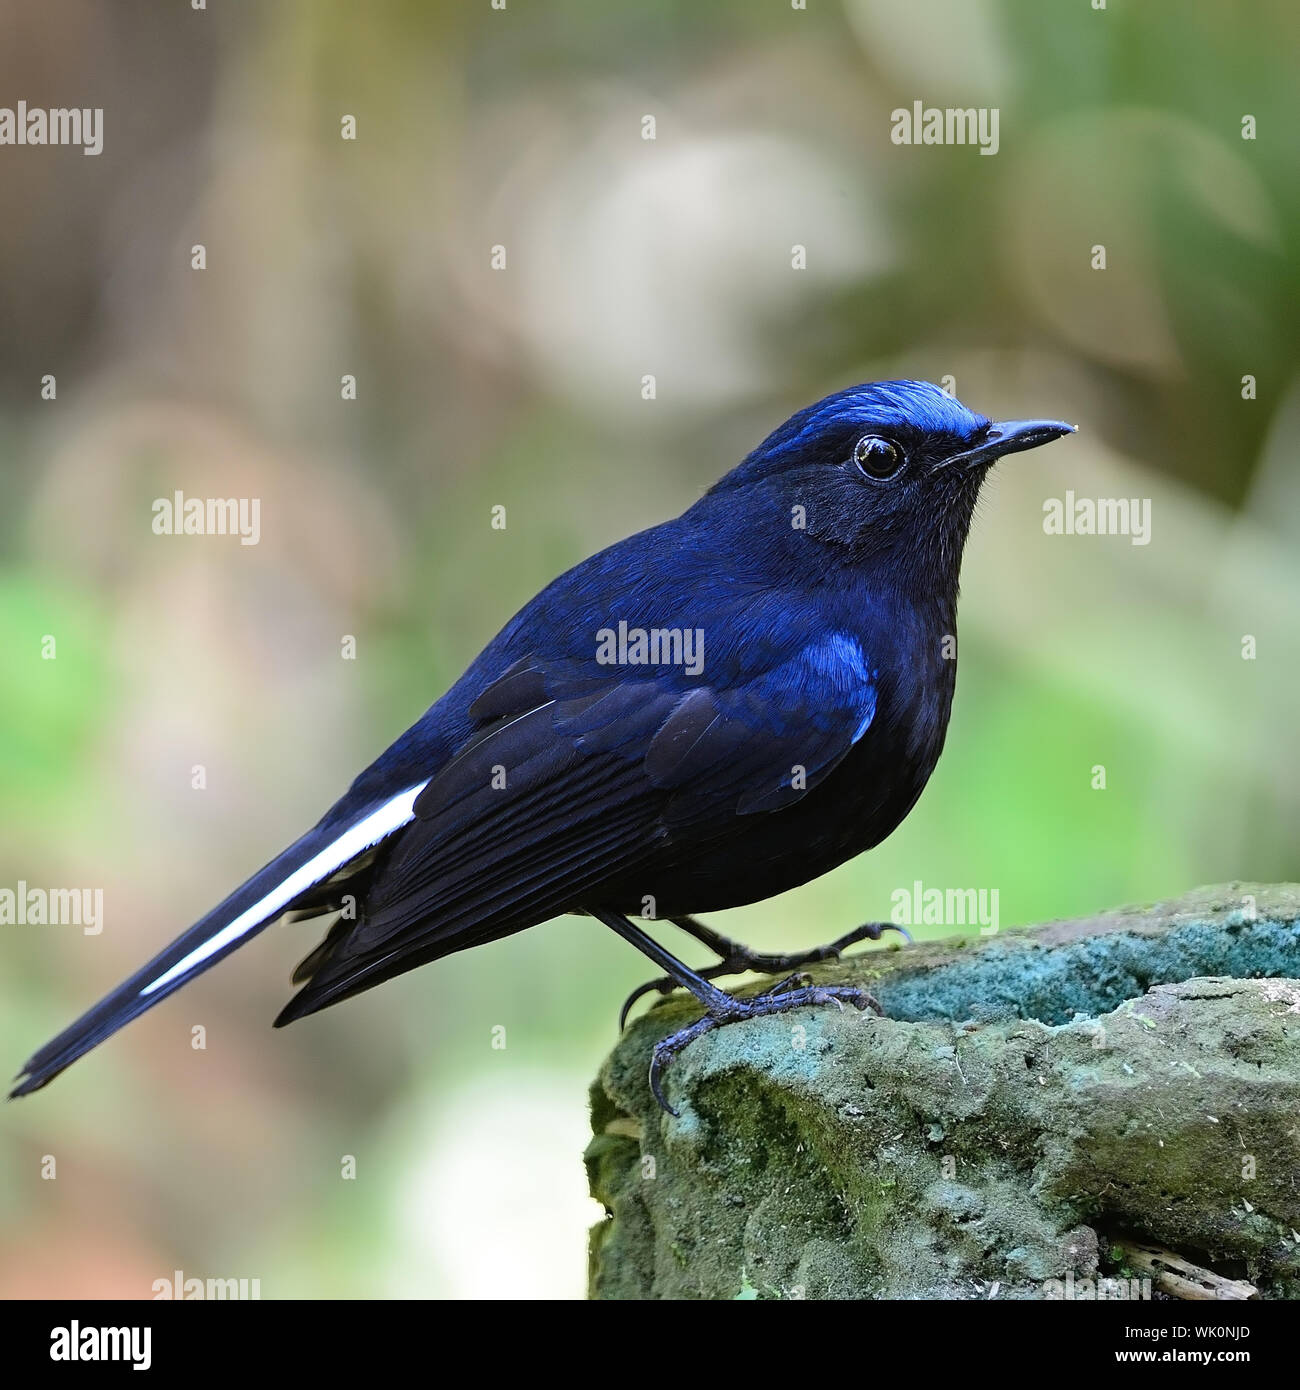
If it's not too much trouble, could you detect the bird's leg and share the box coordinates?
[617,913,909,1028]
[617,955,736,1030]
[593,910,880,1116]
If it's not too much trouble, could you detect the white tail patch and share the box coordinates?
[140,784,428,996]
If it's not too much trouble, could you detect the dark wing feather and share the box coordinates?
[276,635,877,1023]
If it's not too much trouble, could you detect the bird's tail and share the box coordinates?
[10,784,426,1097]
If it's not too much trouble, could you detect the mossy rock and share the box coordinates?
[586,884,1300,1299]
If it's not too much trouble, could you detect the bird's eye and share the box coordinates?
[852,434,903,481]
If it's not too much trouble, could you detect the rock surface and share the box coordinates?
[586,884,1300,1299]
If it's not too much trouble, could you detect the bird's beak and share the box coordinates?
[946,418,1076,470]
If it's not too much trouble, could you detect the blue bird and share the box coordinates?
[11,380,1074,1110]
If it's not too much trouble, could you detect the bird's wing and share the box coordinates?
[275,633,878,1021]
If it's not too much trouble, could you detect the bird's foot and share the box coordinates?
[618,918,909,1029]
[648,982,881,1115]
[619,959,732,1030]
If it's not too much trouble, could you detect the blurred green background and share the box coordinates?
[1,0,1297,1298]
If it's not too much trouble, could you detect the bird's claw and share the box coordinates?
[618,975,676,1031]
[837,920,911,948]
[648,982,881,1116]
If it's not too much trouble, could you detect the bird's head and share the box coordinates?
[711,379,1075,587]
